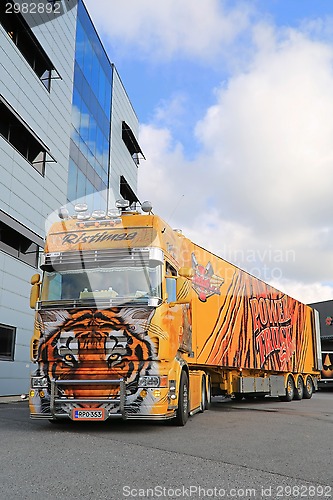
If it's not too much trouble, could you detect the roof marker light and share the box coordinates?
[141,201,153,213]
[115,199,130,209]
[108,208,122,218]
[58,206,69,220]
[92,210,106,219]
[74,203,88,213]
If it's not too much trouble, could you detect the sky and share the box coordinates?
[83,0,333,305]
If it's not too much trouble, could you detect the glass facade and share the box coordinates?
[67,0,113,210]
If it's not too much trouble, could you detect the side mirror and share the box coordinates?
[30,274,41,309]
[178,267,194,278]
[30,284,40,309]
[31,273,41,285]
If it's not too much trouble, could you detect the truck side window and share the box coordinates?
[166,262,177,302]
[166,278,177,303]
[166,262,177,276]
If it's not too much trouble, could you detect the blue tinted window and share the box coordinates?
[77,168,87,199]
[88,116,97,152]
[67,160,78,202]
[68,0,113,210]
[75,21,85,69]
[83,40,93,83]
[98,70,106,109]
[96,127,103,157]
[91,55,100,98]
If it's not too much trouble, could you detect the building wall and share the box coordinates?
[67,1,141,213]
[0,4,77,395]
[109,67,140,207]
[0,0,142,396]
[67,0,112,211]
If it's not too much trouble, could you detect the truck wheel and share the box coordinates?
[205,376,211,410]
[233,393,243,401]
[303,376,314,399]
[280,375,295,402]
[293,376,304,400]
[200,377,206,413]
[172,371,189,426]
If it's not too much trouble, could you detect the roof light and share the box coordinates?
[108,208,121,218]
[141,201,153,213]
[74,203,88,213]
[58,206,69,220]
[92,210,106,219]
[74,203,89,220]
[115,199,130,209]
[77,212,90,220]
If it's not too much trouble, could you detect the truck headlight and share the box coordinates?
[31,377,48,388]
[138,376,160,387]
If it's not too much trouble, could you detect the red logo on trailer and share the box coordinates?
[191,253,224,302]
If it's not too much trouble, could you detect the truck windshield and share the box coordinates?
[41,264,162,303]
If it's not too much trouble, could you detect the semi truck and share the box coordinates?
[29,200,322,425]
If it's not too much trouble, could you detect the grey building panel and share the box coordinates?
[0,3,77,395]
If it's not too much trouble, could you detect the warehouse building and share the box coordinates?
[0,0,143,395]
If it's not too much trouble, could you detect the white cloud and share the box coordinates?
[138,25,333,302]
[269,280,333,305]
[84,0,252,61]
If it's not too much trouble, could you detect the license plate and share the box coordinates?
[72,408,105,421]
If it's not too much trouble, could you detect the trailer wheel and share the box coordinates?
[303,376,314,399]
[280,375,295,402]
[293,376,304,400]
[172,371,189,426]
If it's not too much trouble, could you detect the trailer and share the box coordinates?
[29,200,322,425]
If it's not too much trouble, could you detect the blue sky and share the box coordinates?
[84,0,333,303]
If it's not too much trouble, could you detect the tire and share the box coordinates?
[200,377,206,413]
[233,393,243,401]
[48,419,67,425]
[280,375,295,402]
[172,371,189,426]
[293,376,304,400]
[303,376,314,399]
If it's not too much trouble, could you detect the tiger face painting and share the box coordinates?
[31,307,157,416]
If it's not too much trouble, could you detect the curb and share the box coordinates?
[0,395,28,404]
